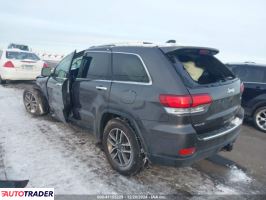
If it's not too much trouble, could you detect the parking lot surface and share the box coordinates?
[0,82,265,198]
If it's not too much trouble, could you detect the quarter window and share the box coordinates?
[112,53,149,83]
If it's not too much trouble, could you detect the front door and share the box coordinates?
[47,51,76,122]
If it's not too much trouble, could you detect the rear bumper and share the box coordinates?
[0,68,40,80]
[142,108,244,167]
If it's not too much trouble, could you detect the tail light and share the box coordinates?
[178,147,196,156]
[43,62,48,68]
[159,94,212,114]
[3,61,14,68]
[240,82,244,93]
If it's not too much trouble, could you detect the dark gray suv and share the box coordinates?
[23,43,244,175]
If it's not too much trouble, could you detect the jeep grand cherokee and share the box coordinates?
[23,43,244,175]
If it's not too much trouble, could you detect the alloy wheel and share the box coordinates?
[24,92,38,113]
[107,128,133,167]
[256,109,266,131]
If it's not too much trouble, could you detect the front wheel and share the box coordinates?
[253,106,266,132]
[103,118,144,176]
[23,89,49,116]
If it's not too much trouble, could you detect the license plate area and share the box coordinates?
[22,65,34,70]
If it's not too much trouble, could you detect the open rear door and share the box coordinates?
[47,51,76,123]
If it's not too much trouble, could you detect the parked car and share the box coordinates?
[23,43,244,175]
[226,63,266,132]
[8,43,30,51]
[0,49,48,84]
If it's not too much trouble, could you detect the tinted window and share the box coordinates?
[77,52,111,79]
[230,65,266,82]
[6,51,40,61]
[112,53,149,82]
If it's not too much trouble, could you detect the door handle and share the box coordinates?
[56,83,62,86]
[96,86,107,91]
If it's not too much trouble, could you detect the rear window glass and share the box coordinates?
[6,51,40,61]
[229,65,266,82]
[112,53,149,83]
[172,53,234,85]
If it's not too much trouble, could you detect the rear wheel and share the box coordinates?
[103,118,144,176]
[23,89,49,116]
[253,106,266,132]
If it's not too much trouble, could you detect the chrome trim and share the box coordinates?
[85,50,111,53]
[77,51,153,86]
[200,117,242,141]
[96,86,108,91]
[244,81,266,85]
[164,106,207,115]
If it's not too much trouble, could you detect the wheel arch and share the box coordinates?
[97,109,149,154]
[251,101,266,117]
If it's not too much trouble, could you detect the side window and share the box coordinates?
[231,66,248,81]
[77,52,111,79]
[112,53,149,83]
[232,65,265,82]
[53,53,74,79]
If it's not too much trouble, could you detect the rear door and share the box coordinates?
[71,51,112,131]
[47,51,76,122]
[230,65,266,107]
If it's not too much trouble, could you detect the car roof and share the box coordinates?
[87,42,219,55]
[226,62,266,67]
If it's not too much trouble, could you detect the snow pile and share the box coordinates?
[0,86,255,196]
[228,165,252,183]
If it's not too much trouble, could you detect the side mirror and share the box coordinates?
[41,67,53,77]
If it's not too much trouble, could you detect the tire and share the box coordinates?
[0,75,6,84]
[103,118,144,176]
[23,89,49,116]
[253,106,266,132]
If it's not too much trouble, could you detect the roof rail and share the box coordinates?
[244,61,256,64]
[90,41,156,48]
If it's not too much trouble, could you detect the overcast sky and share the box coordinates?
[0,0,265,63]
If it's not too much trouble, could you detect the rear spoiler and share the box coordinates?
[160,46,219,55]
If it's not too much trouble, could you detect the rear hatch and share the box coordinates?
[163,47,242,134]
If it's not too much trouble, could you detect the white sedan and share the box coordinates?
[0,49,47,84]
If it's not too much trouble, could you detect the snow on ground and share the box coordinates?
[0,86,256,196]
[227,165,252,183]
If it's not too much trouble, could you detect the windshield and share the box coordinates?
[6,51,40,61]
[174,53,235,85]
